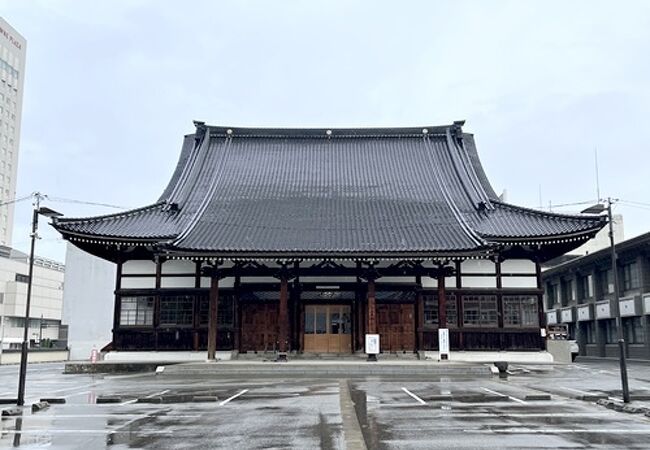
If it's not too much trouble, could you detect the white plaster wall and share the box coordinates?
[500,259,536,274]
[461,276,497,288]
[122,260,156,274]
[461,260,495,274]
[121,277,155,289]
[160,277,195,288]
[162,260,195,274]
[201,277,235,288]
[62,243,116,360]
[501,277,538,288]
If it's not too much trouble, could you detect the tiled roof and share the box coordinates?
[53,123,605,256]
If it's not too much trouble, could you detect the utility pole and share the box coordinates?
[607,197,630,403]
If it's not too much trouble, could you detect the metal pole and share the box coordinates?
[17,205,39,406]
[608,198,630,403]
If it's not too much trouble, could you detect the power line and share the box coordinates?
[618,199,650,208]
[0,194,32,207]
[46,196,127,210]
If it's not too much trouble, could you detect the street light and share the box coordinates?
[16,197,62,406]
[581,197,630,403]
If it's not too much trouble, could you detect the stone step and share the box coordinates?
[157,361,491,377]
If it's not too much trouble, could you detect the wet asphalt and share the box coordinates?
[0,359,649,449]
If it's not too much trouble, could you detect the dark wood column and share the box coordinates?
[207,272,220,361]
[437,273,447,329]
[536,260,546,350]
[367,278,377,334]
[415,275,423,351]
[154,256,163,351]
[278,275,289,361]
[112,260,122,349]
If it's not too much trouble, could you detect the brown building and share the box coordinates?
[52,122,605,359]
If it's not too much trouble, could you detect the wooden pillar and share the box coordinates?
[367,279,377,334]
[367,278,377,361]
[496,260,504,350]
[112,260,122,350]
[154,257,162,351]
[437,273,447,329]
[278,276,289,361]
[207,273,219,361]
[234,276,240,352]
[536,260,546,350]
[415,275,423,352]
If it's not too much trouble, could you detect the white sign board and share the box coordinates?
[438,328,449,359]
[365,334,380,355]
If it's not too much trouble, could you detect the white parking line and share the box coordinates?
[481,387,527,404]
[401,387,427,405]
[119,389,170,406]
[219,389,248,406]
[562,386,592,395]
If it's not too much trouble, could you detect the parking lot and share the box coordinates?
[1,359,650,449]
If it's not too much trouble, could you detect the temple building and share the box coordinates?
[52,121,606,359]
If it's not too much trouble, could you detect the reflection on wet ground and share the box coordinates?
[0,361,649,448]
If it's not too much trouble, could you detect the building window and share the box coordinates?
[15,273,29,283]
[120,296,154,326]
[560,279,575,306]
[584,321,596,344]
[198,294,234,326]
[624,317,644,344]
[462,295,498,327]
[622,262,640,291]
[603,319,618,344]
[422,294,457,327]
[503,295,539,327]
[577,274,593,302]
[546,283,558,309]
[599,269,614,295]
[160,295,194,326]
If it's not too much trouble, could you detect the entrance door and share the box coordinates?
[377,304,415,352]
[303,305,352,353]
[240,303,278,352]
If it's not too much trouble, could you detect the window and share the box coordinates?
[198,294,234,326]
[15,273,29,283]
[546,283,558,309]
[462,295,498,327]
[422,294,458,327]
[578,274,593,302]
[603,319,618,344]
[560,279,575,306]
[584,321,596,344]
[622,262,640,291]
[623,317,644,344]
[503,295,539,327]
[160,295,194,326]
[120,296,154,326]
[600,269,614,295]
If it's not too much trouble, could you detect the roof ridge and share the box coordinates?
[54,202,166,225]
[492,200,604,222]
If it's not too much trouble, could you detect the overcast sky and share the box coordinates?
[2,0,649,262]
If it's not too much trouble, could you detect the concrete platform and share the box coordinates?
[156,360,494,377]
[64,360,183,374]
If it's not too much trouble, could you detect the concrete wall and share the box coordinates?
[0,349,68,364]
[62,243,115,360]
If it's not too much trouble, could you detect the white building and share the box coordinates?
[61,242,115,360]
[0,18,26,246]
[0,245,65,351]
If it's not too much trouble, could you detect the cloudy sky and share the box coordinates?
[2,0,649,262]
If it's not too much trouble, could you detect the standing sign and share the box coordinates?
[438,328,450,360]
[90,348,99,364]
[365,334,380,355]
